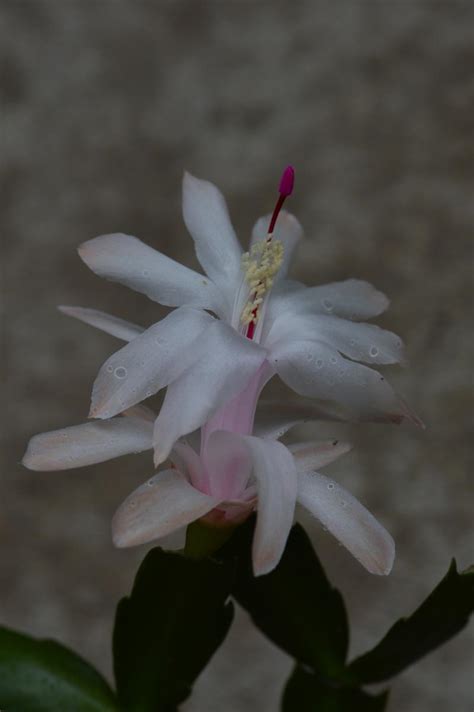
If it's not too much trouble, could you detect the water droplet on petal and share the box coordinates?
[316,359,324,369]
[114,366,127,379]
[306,352,313,361]
[369,346,379,357]
[330,356,337,364]
[322,298,333,312]
[327,483,335,490]
[341,500,348,508]
[106,365,114,373]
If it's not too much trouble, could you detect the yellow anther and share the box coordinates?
[240,238,284,328]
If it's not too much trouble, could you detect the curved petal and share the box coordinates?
[153,322,267,464]
[254,397,345,439]
[241,436,298,576]
[78,233,224,314]
[182,173,242,309]
[297,471,395,575]
[170,441,207,493]
[90,307,215,419]
[266,278,390,326]
[269,339,421,426]
[58,306,144,342]
[290,440,352,471]
[204,430,253,500]
[112,469,217,547]
[266,313,405,365]
[22,417,153,471]
[251,210,303,281]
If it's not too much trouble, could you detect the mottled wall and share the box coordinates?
[1,1,473,710]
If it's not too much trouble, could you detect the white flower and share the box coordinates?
[58,168,420,466]
[23,401,394,577]
[22,167,415,576]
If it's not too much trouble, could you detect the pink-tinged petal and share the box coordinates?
[78,233,224,314]
[204,430,253,500]
[297,471,395,575]
[242,436,298,576]
[290,440,352,471]
[182,172,243,307]
[266,313,405,365]
[22,417,153,471]
[90,307,214,419]
[58,306,144,342]
[170,441,207,492]
[153,322,267,465]
[269,339,421,426]
[112,469,217,547]
[267,278,389,326]
[254,397,345,439]
[251,210,303,281]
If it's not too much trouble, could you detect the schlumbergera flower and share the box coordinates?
[23,167,421,575]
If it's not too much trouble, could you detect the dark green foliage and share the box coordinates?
[0,626,119,712]
[223,522,350,682]
[112,547,234,712]
[282,665,388,712]
[349,560,474,683]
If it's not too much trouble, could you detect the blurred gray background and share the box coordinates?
[1,1,473,710]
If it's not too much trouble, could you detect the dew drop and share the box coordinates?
[330,356,337,364]
[341,500,348,508]
[349,339,356,346]
[114,366,127,379]
[106,365,114,373]
[315,359,324,369]
[146,479,155,487]
[322,298,333,312]
[129,500,137,508]
[369,346,379,357]
[306,352,313,361]
[327,483,335,491]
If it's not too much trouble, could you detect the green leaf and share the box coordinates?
[0,625,119,712]
[223,522,349,681]
[350,560,474,683]
[113,547,234,712]
[282,665,388,712]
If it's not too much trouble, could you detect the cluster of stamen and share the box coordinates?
[240,239,284,327]
[239,165,295,339]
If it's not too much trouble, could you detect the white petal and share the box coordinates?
[90,307,215,419]
[22,417,153,471]
[267,278,389,325]
[112,469,217,547]
[267,313,405,365]
[204,430,253,500]
[290,440,352,471]
[297,471,395,575]
[170,441,207,492]
[251,210,303,281]
[153,322,267,464]
[78,233,224,314]
[269,339,421,426]
[182,173,242,308]
[242,436,298,576]
[254,397,345,439]
[58,306,144,342]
